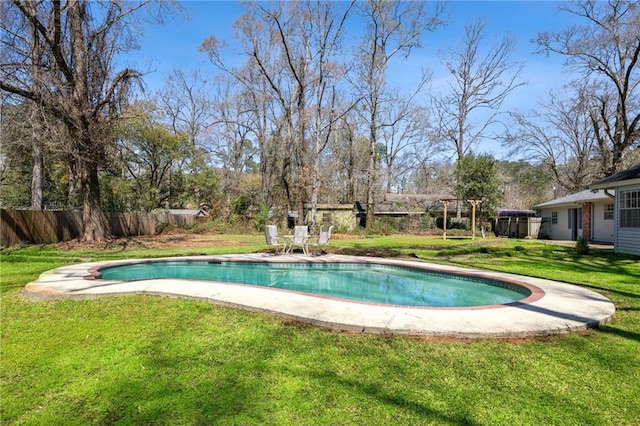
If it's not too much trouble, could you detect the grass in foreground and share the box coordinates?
[1,236,639,425]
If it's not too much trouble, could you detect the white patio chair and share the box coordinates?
[264,225,287,254]
[287,225,309,255]
[308,225,333,255]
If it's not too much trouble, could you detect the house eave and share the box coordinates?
[589,178,640,190]
[533,189,615,209]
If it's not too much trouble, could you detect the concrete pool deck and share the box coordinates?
[23,254,616,338]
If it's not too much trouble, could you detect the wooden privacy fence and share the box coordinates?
[0,209,199,246]
[494,216,542,239]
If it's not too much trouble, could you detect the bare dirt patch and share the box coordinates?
[52,233,425,259]
[54,233,242,251]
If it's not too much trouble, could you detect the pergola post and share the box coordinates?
[466,199,482,240]
[439,200,449,240]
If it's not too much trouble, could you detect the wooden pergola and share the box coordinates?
[438,198,483,240]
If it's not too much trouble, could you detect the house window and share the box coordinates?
[551,212,558,224]
[604,204,614,220]
[620,190,640,228]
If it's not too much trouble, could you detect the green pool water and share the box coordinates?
[97,261,530,307]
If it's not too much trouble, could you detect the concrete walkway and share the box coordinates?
[23,254,616,338]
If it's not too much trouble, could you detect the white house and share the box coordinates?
[534,190,615,244]
[589,163,640,256]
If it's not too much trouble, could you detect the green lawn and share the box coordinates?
[1,236,639,425]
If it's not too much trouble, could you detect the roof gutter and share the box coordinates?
[589,177,640,190]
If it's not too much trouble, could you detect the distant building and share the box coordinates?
[356,193,457,229]
[304,204,356,231]
[167,208,210,218]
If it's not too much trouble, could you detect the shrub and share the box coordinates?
[254,203,270,232]
[575,236,590,254]
[231,194,252,216]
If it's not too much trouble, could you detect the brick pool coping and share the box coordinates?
[23,254,616,338]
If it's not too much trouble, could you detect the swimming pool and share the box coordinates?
[25,254,616,338]
[96,260,530,307]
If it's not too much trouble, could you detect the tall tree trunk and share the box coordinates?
[366,108,377,227]
[66,154,78,208]
[30,106,44,210]
[29,1,44,210]
[79,146,109,242]
[456,120,465,219]
[69,1,109,241]
[309,99,323,234]
[346,126,356,203]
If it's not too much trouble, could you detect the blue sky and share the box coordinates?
[130,1,582,155]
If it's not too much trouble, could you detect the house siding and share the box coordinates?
[538,199,614,242]
[592,202,615,243]
[615,184,640,255]
[539,208,572,240]
[305,205,356,232]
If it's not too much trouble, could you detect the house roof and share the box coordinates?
[383,192,455,202]
[304,204,354,210]
[382,193,458,213]
[497,209,537,217]
[534,189,615,209]
[589,163,640,189]
[167,209,210,217]
[355,194,458,215]
[373,202,425,215]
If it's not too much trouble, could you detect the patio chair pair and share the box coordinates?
[264,225,308,254]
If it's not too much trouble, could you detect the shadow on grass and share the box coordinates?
[512,299,638,343]
[63,320,280,424]
[447,249,640,301]
[576,282,640,301]
[331,246,407,258]
[596,325,640,343]
[616,306,640,312]
[305,369,481,425]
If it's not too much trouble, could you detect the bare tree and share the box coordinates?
[158,69,216,171]
[506,88,600,194]
[203,1,355,229]
[433,18,524,161]
[536,0,640,176]
[328,115,370,204]
[207,80,260,216]
[378,98,432,193]
[304,1,356,232]
[26,0,45,210]
[1,0,159,241]
[354,0,444,226]
[432,18,523,217]
[250,1,314,222]
[202,2,304,219]
[200,32,281,209]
